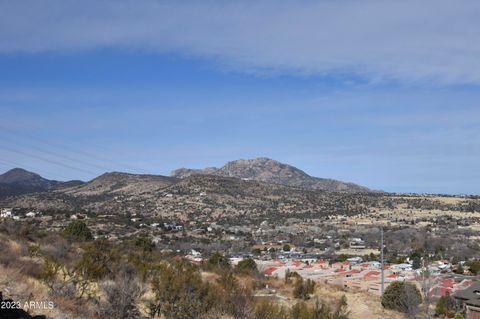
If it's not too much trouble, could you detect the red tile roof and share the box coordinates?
[364,271,381,278]
[264,267,278,276]
[441,278,454,288]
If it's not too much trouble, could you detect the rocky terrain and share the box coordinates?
[0,159,377,218]
[62,172,177,196]
[171,157,372,192]
[0,172,378,221]
[2,161,479,227]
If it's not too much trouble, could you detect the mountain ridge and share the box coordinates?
[0,171,377,219]
[0,168,84,198]
[171,157,372,193]
[61,171,177,196]
[0,158,374,201]
[0,168,54,187]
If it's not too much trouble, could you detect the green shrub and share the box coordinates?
[412,257,421,270]
[465,260,480,275]
[252,248,262,255]
[215,271,254,318]
[28,244,41,257]
[293,277,315,300]
[64,220,93,241]
[382,282,422,317]
[40,255,63,289]
[235,258,258,275]
[454,263,464,274]
[132,236,155,253]
[285,269,301,284]
[75,239,119,280]
[150,260,212,319]
[206,251,231,271]
[436,292,456,317]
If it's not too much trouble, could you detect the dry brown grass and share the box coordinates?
[201,271,221,283]
[256,276,407,319]
[0,264,61,318]
[315,284,406,319]
[0,234,98,319]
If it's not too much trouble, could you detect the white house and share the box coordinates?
[347,256,363,264]
[191,249,201,257]
[0,209,12,218]
[26,212,36,218]
[391,263,412,271]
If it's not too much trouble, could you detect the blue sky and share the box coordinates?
[1,0,480,194]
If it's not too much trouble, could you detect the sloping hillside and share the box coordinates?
[171,157,372,192]
[61,172,178,196]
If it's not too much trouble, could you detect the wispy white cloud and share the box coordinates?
[1,0,480,84]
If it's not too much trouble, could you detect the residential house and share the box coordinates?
[0,208,12,218]
[454,282,480,319]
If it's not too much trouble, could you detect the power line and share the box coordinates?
[0,158,72,181]
[0,126,150,174]
[1,145,98,176]
[0,134,111,172]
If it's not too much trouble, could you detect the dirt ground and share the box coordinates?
[315,284,406,319]
[261,276,406,319]
[0,264,67,318]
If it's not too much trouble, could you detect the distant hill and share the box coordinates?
[0,171,378,218]
[61,172,178,196]
[171,157,372,193]
[0,160,375,215]
[0,168,55,188]
[0,168,84,198]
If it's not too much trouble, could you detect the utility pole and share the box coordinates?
[381,227,385,296]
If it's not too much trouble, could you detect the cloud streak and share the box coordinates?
[1,0,480,84]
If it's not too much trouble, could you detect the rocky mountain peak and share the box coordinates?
[171,157,372,192]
